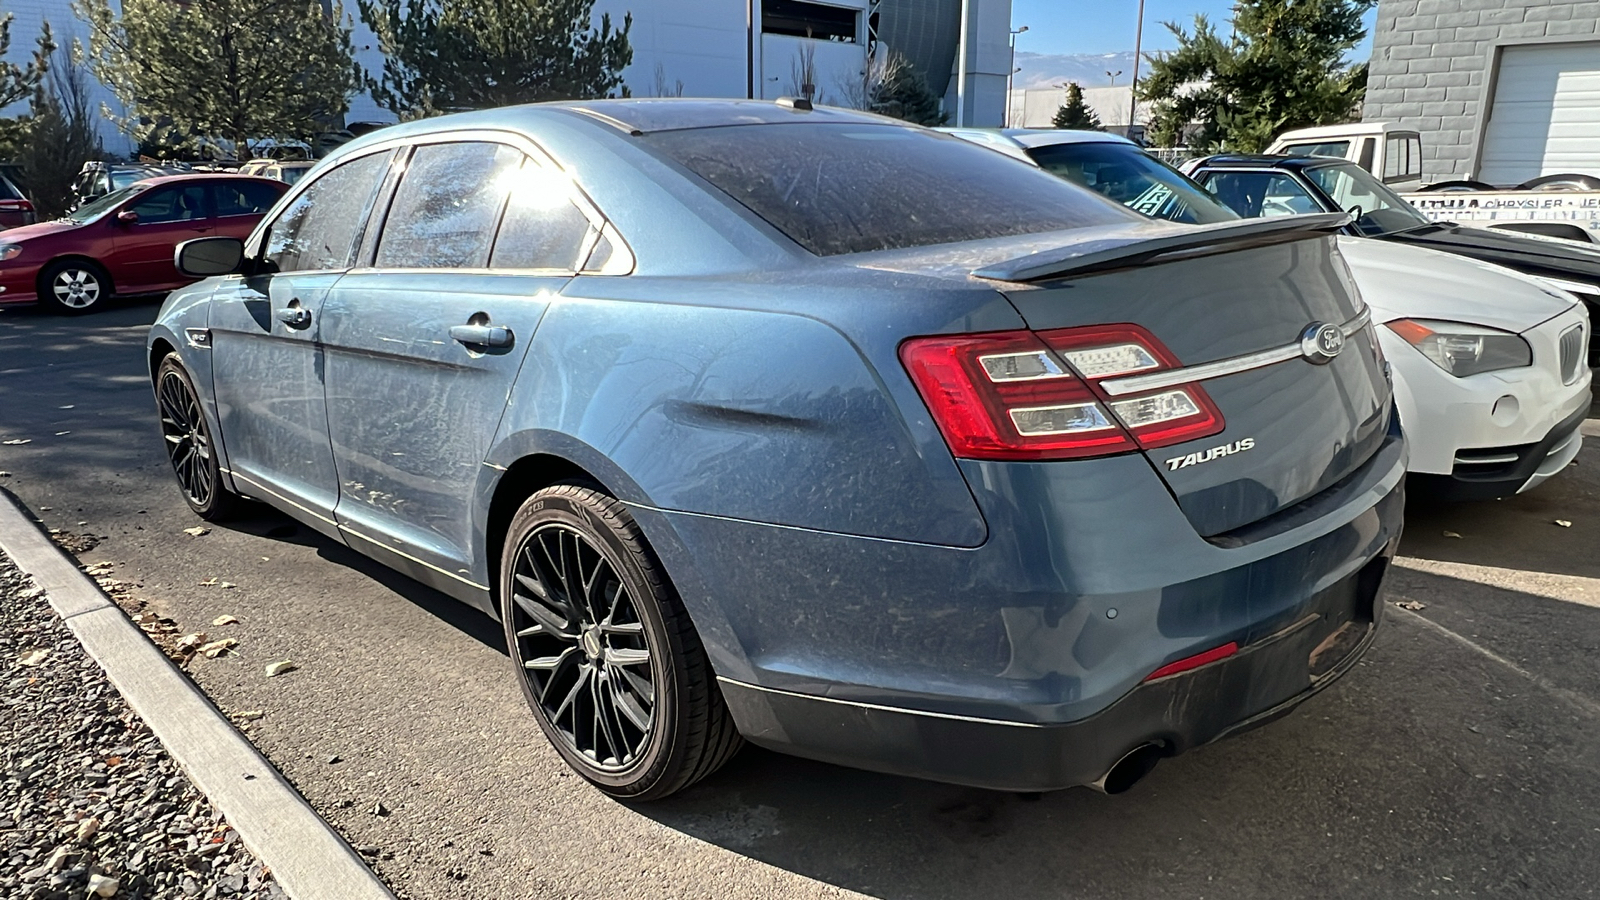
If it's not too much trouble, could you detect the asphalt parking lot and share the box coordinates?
[3,299,1600,899]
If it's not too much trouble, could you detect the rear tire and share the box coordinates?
[40,259,110,315]
[500,482,742,800]
[156,353,240,521]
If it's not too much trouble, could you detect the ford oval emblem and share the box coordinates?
[1300,322,1345,365]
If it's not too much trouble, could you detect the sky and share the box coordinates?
[1009,0,1379,61]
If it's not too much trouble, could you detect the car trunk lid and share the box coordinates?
[980,216,1391,537]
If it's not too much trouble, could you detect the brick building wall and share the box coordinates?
[1363,0,1600,179]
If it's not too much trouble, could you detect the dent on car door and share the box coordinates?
[207,151,393,537]
[320,141,595,601]
[109,184,212,291]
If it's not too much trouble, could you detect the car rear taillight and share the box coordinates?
[0,199,32,213]
[899,324,1224,461]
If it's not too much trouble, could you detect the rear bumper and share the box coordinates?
[719,552,1391,792]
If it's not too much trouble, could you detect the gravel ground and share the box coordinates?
[0,548,286,900]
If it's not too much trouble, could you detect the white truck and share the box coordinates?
[1267,122,1600,244]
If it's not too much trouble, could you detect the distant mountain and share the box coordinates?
[1014,51,1145,91]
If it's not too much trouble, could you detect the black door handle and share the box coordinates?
[275,302,311,329]
[450,324,513,349]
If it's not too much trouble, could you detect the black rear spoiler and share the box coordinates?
[971,212,1352,283]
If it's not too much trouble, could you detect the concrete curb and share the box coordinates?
[0,489,396,900]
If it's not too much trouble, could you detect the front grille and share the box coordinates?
[1559,323,1584,384]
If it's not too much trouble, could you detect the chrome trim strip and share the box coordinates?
[339,526,490,592]
[1101,308,1372,397]
[230,471,339,528]
[715,676,1047,728]
[1454,454,1519,465]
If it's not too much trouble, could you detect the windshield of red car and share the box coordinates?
[71,184,147,222]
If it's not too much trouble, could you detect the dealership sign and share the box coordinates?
[1404,191,1600,238]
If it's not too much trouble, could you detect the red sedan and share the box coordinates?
[0,174,288,314]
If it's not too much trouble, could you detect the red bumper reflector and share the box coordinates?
[1144,641,1239,681]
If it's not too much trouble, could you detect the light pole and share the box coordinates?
[1106,69,1122,86]
[1128,0,1146,141]
[1007,26,1028,128]
[956,0,969,126]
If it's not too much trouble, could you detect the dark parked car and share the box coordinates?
[1185,154,1600,361]
[150,100,1403,799]
[72,162,193,207]
[0,174,287,313]
[0,170,35,230]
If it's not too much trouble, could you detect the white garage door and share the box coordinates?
[1479,42,1600,185]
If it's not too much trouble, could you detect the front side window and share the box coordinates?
[215,181,283,217]
[1303,162,1429,236]
[129,185,208,224]
[489,161,594,270]
[1200,171,1321,218]
[375,142,522,269]
[263,151,391,273]
[1025,142,1237,225]
[645,123,1137,256]
[71,184,144,222]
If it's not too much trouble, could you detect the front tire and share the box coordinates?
[156,353,239,521]
[40,260,110,314]
[500,483,742,800]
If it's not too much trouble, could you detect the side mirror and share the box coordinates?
[176,236,245,277]
[116,210,138,225]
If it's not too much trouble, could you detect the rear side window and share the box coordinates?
[264,151,390,273]
[376,142,521,269]
[643,123,1137,256]
[215,181,283,217]
[1199,171,1321,218]
[489,161,593,270]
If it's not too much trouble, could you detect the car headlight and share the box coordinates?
[1386,319,1532,377]
[0,244,21,261]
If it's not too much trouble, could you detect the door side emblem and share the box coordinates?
[1300,322,1345,365]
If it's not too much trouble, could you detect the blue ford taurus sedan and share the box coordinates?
[149,99,1404,799]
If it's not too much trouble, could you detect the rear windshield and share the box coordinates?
[643,123,1137,256]
[1279,140,1350,159]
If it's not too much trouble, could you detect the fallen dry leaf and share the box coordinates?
[183,526,210,537]
[1395,599,1427,611]
[220,581,237,589]
[1442,531,1463,539]
[54,431,70,436]
[1,438,31,445]
[233,710,265,721]
[1555,519,1572,528]
[0,471,10,477]
[264,660,297,677]
[175,633,209,653]
[198,578,219,586]
[17,649,49,667]
[212,614,238,627]
[199,638,238,659]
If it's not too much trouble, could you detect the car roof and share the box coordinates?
[1275,122,1416,140]
[938,127,1138,150]
[129,173,287,188]
[557,98,903,133]
[1192,154,1344,170]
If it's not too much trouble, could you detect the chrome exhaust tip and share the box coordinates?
[1088,743,1164,795]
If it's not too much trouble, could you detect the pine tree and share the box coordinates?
[1051,82,1102,131]
[357,0,633,118]
[1138,0,1371,151]
[867,53,947,127]
[75,0,359,156]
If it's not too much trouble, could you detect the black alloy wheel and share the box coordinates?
[501,483,742,799]
[156,353,238,520]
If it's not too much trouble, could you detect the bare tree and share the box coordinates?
[651,62,683,98]
[20,38,100,218]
